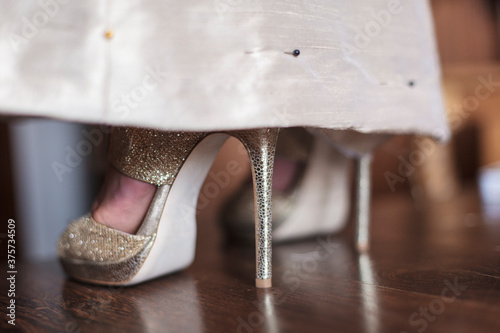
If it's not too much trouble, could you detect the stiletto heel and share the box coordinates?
[58,127,279,288]
[307,128,390,252]
[354,154,372,252]
[231,129,279,288]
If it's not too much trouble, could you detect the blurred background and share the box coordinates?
[0,0,499,261]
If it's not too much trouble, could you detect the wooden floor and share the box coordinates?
[1,189,500,333]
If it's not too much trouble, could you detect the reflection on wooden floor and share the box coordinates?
[1,189,499,333]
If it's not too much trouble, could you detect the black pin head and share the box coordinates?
[293,49,300,57]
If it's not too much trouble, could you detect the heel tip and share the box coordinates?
[356,242,369,252]
[256,279,272,288]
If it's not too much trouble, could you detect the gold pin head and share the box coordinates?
[105,30,114,39]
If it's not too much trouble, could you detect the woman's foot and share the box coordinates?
[91,166,156,234]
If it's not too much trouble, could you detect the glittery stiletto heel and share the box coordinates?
[58,127,279,288]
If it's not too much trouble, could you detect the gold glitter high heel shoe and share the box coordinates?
[58,127,279,288]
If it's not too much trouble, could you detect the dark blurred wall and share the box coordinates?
[432,0,499,63]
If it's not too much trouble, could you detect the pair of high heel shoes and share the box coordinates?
[58,127,387,288]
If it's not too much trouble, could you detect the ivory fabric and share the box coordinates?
[0,0,449,140]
